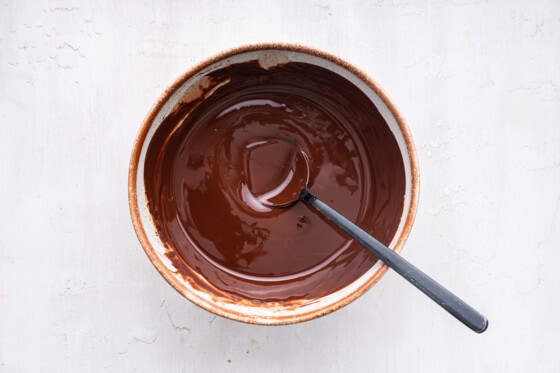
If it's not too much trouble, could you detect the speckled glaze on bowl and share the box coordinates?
[128,43,419,325]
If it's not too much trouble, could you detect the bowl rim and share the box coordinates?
[128,42,420,325]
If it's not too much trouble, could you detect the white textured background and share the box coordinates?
[1,1,559,372]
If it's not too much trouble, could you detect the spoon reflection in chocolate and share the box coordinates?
[244,137,488,333]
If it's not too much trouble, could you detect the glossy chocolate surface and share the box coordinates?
[144,61,405,303]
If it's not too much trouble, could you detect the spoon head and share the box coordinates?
[262,149,310,207]
[243,138,310,208]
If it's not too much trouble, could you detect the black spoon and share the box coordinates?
[259,149,488,333]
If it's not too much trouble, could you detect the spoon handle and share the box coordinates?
[300,189,488,333]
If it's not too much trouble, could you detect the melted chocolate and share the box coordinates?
[144,61,405,303]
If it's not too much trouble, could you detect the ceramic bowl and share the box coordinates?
[129,43,419,324]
